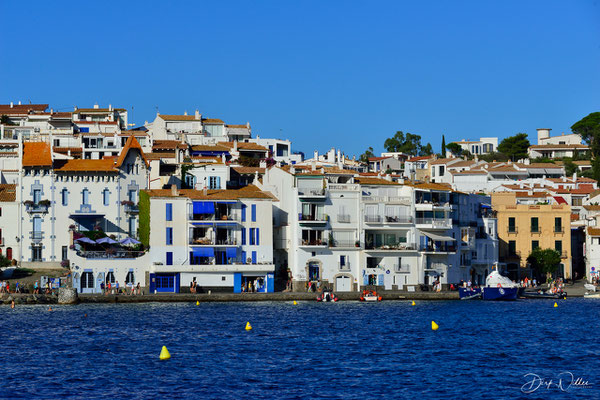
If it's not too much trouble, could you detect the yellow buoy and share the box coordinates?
[554,302,558,308]
[411,301,416,306]
[159,346,171,360]
[196,301,199,306]
[293,300,297,305]
[245,321,252,331]
[431,321,439,331]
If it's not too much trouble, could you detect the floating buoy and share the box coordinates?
[431,321,439,331]
[196,301,199,306]
[48,307,53,312]
[411,301,416,306]
[245,321,252,331]
[554,302,558,308]
[159,346,171,360]
[84,314,87,317]
[293,300,297,305]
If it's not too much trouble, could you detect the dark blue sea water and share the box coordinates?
[1,299,599,399]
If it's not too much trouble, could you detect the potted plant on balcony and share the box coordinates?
[23,200,34,207]
[355,240,361,248]
[121,200,134,206]
[69,224,76,231]
[60,259,70,268]
[39,199,51,207]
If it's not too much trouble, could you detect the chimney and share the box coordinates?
[221,154,226,164]
[337,149,341,162]
[519,182,524,189]
[233,141,238,151]
[93,103,99,109]
[290,165,295,174]
[195,110,201,120]
[109,104,112,111]
[184,111,188,116]
[18,101,21,105]
[311,160,316,171]
[562,176,566,182]
[320,167,325,174]
[171,184,178,197]
[313,150,318,160]
[50,108,53,114]
[385,174,392,182]
[573,172,577,181]
[9,102,13,108]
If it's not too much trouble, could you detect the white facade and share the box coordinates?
[450,137,498,155]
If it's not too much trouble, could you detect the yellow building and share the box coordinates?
[492,192,571,280]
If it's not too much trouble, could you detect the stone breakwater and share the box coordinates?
[2,290,460,305]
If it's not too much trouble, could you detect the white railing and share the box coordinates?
[393,263,410,273]
[337,214,351,223]
[328,183,360,191]
[362,195,411,205]
[298,188,326,196]
[415,218,452,228]
[338,262,351,271]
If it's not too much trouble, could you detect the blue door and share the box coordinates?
[154,273,179,293]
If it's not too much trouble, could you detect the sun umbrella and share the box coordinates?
[75,237,96,244]
[96,237,118,244]
[120,237,141,246]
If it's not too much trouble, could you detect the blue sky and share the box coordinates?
[1,0,599,157]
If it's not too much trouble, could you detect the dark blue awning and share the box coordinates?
[193,247,214,257]
[216,200,237,204]
[193,201,215,214]
[481,203,492,209]
[226,248,237,258]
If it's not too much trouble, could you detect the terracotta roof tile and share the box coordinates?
[0,104,48,114]
[232,167,266,174]
[219,142,268,151]
[116,136,149,168]
[0,184,16,202]
[355,177,399,186]
[191,144,230,152]
[143,184,276,200]
[202,118,224,124]
[54,158,117,172]
[159,114,200,121]
[23,142,52,167]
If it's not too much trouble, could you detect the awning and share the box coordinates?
[226,248,237,258]
[553,196,568,205]
[480,203,491,209]
[422,231,455,242]
[193,201,215,214]
[191,222,214,226]
[216,200,237,204]
[193,247,214,257]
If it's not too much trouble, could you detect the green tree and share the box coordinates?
[359,146,374,163]
[497,133,530,161]
[571,112,600,180]
[478,151,509,162]
[384,131,423,155]
[563,159,579,176]
[0,255,10,269]
[419,143,433,156]
[446,142,462,157]
[527,248,561,281]
[441,135,446,157]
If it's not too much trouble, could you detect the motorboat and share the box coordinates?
[459,287,482,300]
[584,293,600,299]
[359,290,382,302]
[521,289,567,299]
[317,290,338,302]
[481,271,519,300]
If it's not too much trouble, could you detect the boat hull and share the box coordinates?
[482,287,518,300]
[459,288,482,300]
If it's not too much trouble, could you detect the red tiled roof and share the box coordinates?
[54,158,117,172]
[143,184,275,200]
[0,104,48,114]
[0,184,17,202]
[116,136,149,168]
[23,142,52,167]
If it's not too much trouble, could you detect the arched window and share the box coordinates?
[125,271,134,285]
[6,247,12,260]
[106,271,115,284]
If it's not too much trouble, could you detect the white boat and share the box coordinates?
[584,292,600,299]
[584,284,597,292]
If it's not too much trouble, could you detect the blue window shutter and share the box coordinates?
[216,176,221,188]
[166,228,173,245]
[256,228,259,246]
[242,251,247,264]
[241,228,246,245]
[166,252,173,265]
[251,204,256,222]
[363,275,369,286]
[251,251,257,264]
[241,204,246,222]
[166,203,172,221]
[378,274,384,286]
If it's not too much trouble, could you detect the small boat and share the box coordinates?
[584,293,600,299]
[359,290,382,302]
[317,290,338,302]
[0,266,16,279]
[521,290,567,299]
[482,271,519,300]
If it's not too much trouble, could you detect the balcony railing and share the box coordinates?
[508,227,518,234]
[31,232,43,240]
[189,214,238,222]
[77,250,146,259]
[419,244,457,253]
[329,240,360,248]
[530,227,541,233]
[328,183,360,191]
[298,188,326,196]
[189,238,237,245]
[25,203,49,213]
[299,214,327,222]
[554,227,564,234]
[365,242,416,251]
[560,251,568,258]
[124,203,139,213]
[415,218,452,228]
[338,262,351,271]
[393,263,410,273]
[337,214,351,223]
[299,239,328,246]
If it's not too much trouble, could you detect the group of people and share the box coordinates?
[306,280,321,293]
[242,278,263,292]
[518,277,538,288]
[189,280,198,293]
[1,280,54,294]
[547,277,565,294]
[100,281,142,295]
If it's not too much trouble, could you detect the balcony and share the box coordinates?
[328,183,360,191]
[189,237,237,246]
[561,251,568,258]
[76,250,146,259]
[365,215,413,224]
[362,195,411,205]
[415,218,452,229]
[530,227,541,234]
[419,244,457,253]
[298,214,328,225]
[554,227,564,234]
[393,263,410,273]
[337,214,351,223]
[338,262,351,271]
[123,202,139,213]
[365,242,417,251]
[329,240,361,249]
[25,201,50,213]
[507,227,518,234]
[189,214,239,223]
[31,232,43,243]
[0,237,4,246]
[298,188,326,199]
[299,239,328,247]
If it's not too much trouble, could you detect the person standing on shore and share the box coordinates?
[136,282,140,295]
[100,282,105,295]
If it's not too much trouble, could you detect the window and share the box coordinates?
[508,217,516,233]
[340,255,346,266]
[554,217,562,233]
[439,166,445,176]
[166,227,173,245]
[251,204,256,222]
[256,228,260,246]
[572,198,583,206]
[555,240,562,254]
[128,190,136,203]
[33,189,41,204]
[251,251,257,264]
[103,189,110,206]
[129,217,136,237]
[32,246,42,261]
[532,240,539,251]
[241,251,247,264]
[125,271,135,285]
[241,228,246,245]
[209,176,221,189]
[166,252,173,265]
[33,217,42,239]
[106,272,115,284]
[241,204,246,222]
[82,189,89,205]
[166,203,173,221]
[530,217,539,233]
[62,246,68,261]
[508,240,516,256]
[249,228,256,245]
[61,189,68,206]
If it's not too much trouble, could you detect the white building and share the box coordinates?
[144,185,276,293]
[449,137,498,155]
